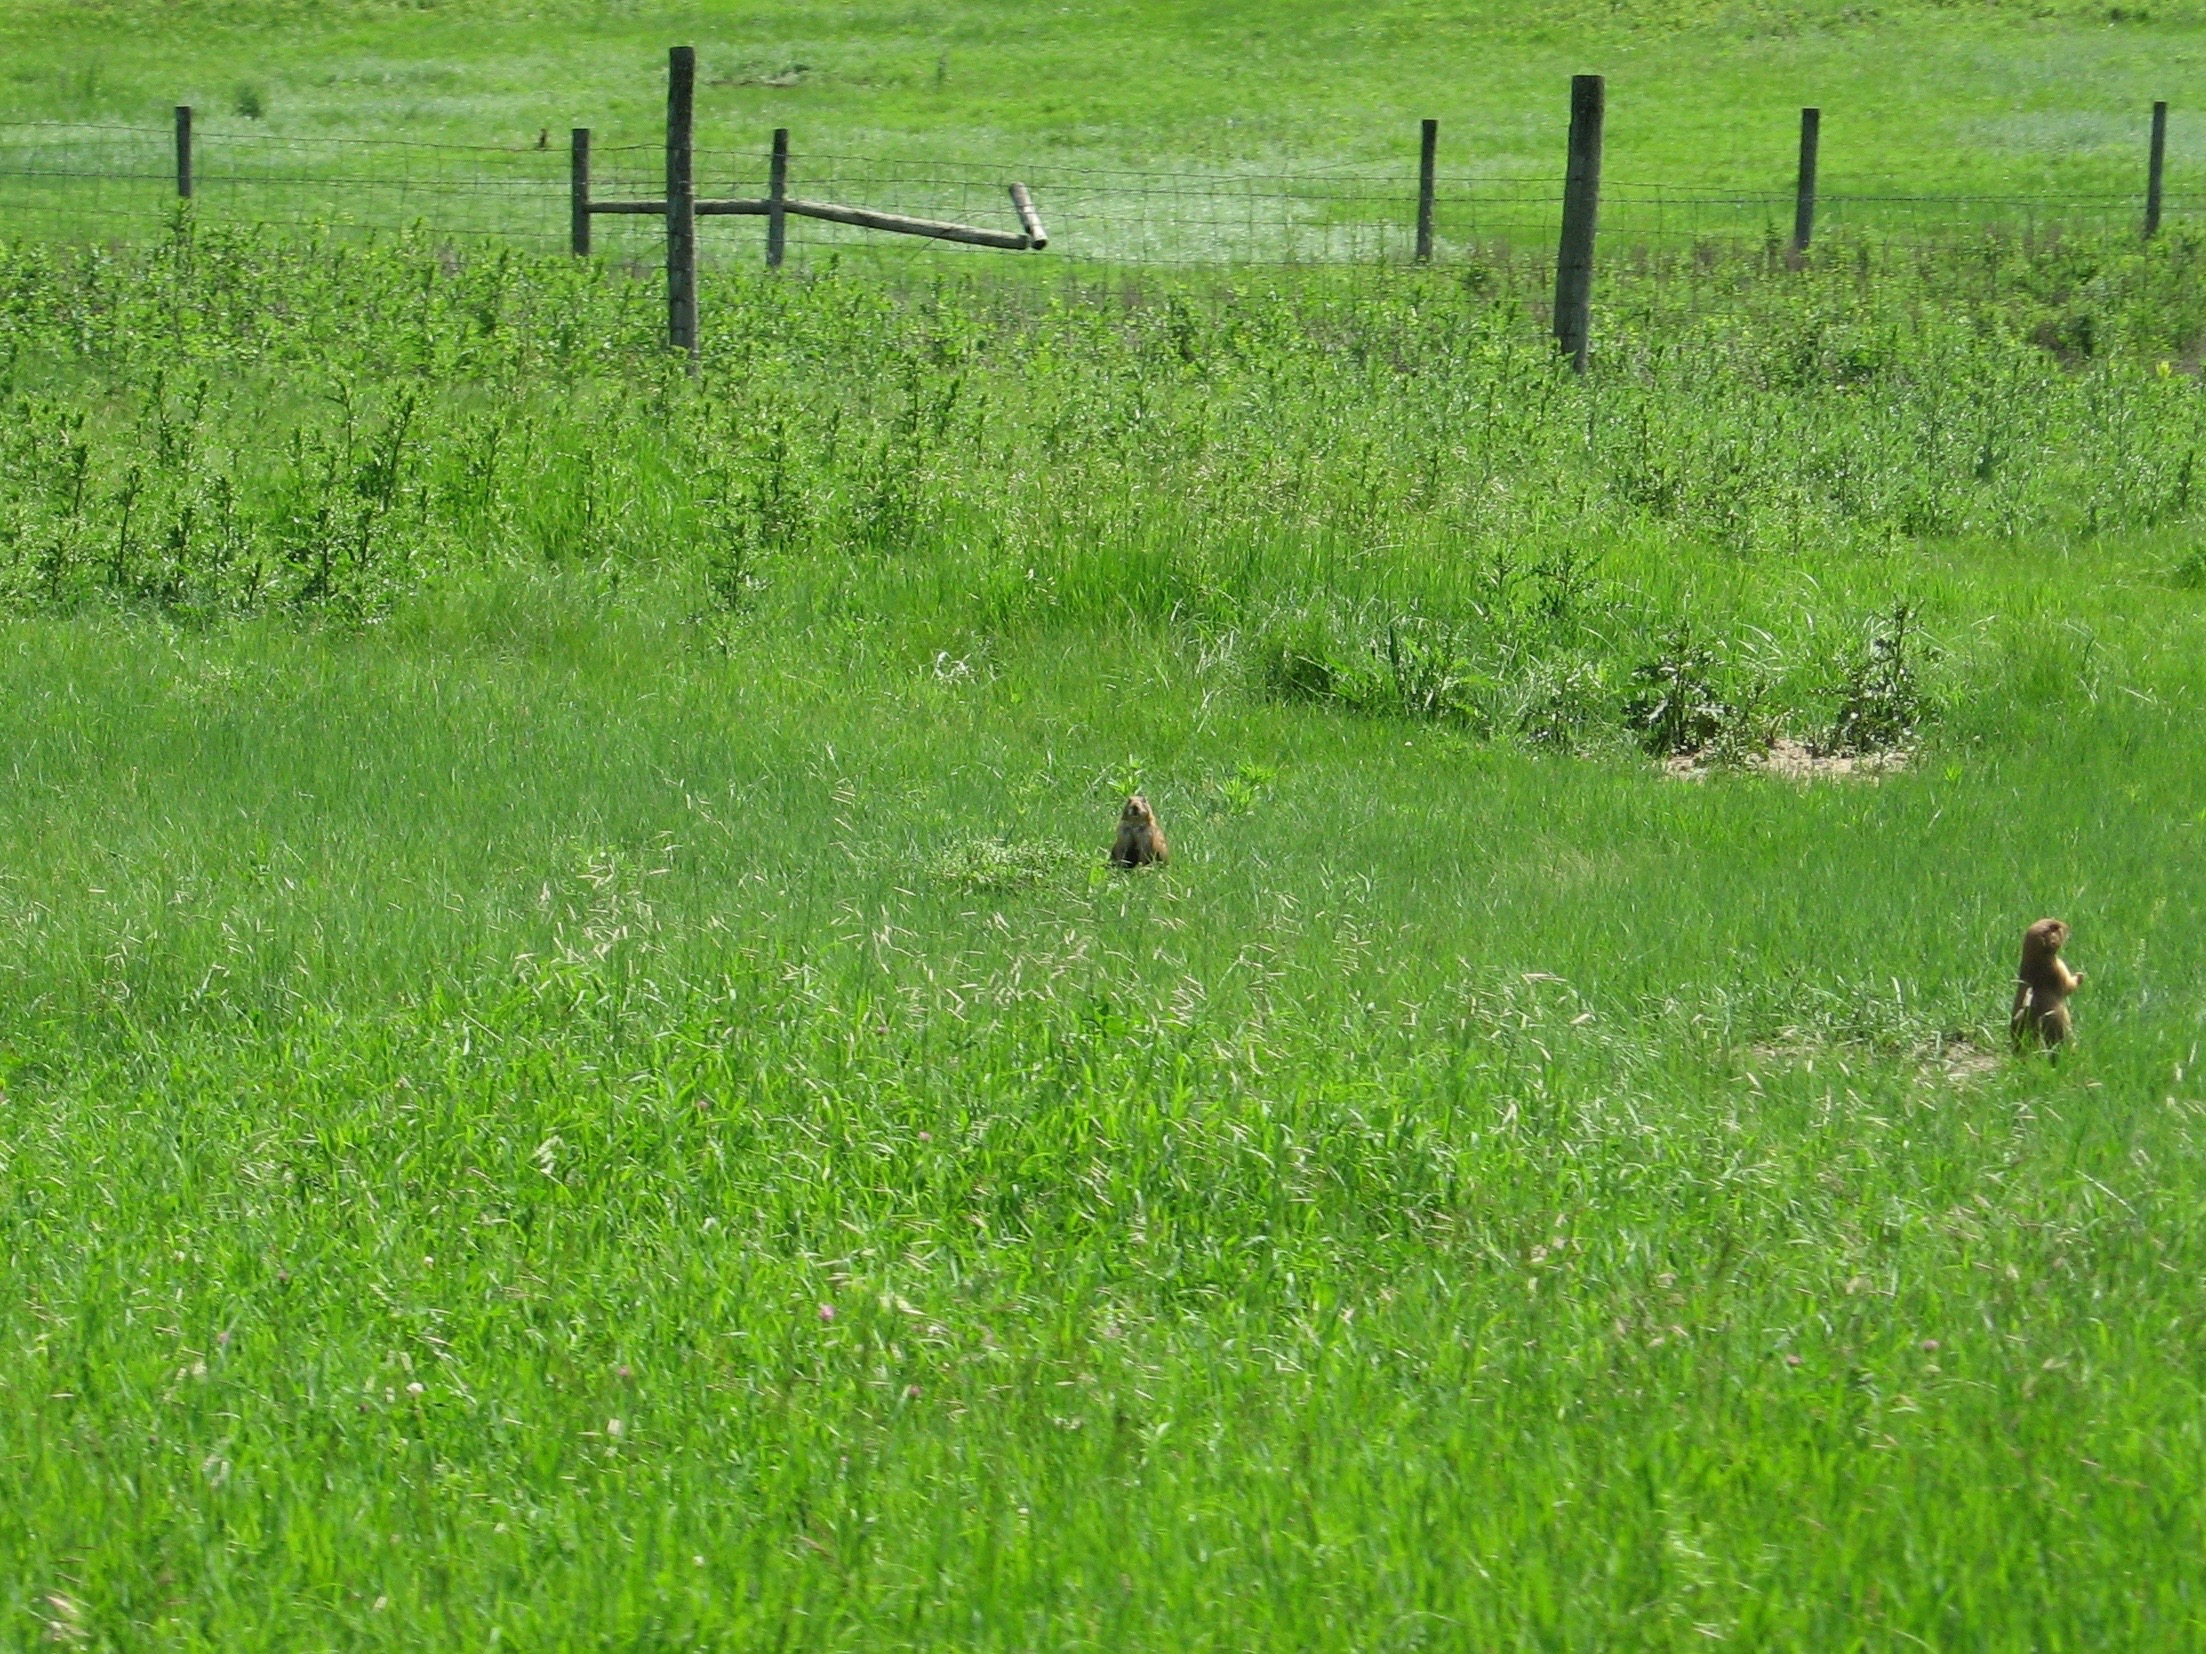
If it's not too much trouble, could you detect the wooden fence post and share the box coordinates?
[174,105,193,199]
[1793,106,1820,256]
[571,127,591,256]
[666,46,698,356]
[1416,118,1437,262]
[1553,74,1604,373]
[2147,100,2168,237]
[767,126,789,268]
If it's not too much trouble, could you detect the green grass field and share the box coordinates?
[5,0,2202,264]
[9,534,2206,1648]
[3,0,2202,191]
[5,2,2206,1648]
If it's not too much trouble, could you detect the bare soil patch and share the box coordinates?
[1745,1030,2001,1088]
[1665,740,1911,783]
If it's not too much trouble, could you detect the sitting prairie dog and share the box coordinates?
[2010,917,2082,1050]
[1109,794,1169,868]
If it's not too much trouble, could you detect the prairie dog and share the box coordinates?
[2010,917,2082,1050]
[1109,794,1169,868]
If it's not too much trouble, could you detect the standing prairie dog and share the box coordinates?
[2010,917,2082,1050]
[1110,794,1169,868]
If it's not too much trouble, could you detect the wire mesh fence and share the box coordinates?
[0,119,2191,268]
[0,122,578,251]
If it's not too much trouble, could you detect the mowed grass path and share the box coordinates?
[5,542,2206,1646]
[3,0,2202,194]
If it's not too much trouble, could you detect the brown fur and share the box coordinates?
[1109,794,1169,868]
[2011,917,2082,1050]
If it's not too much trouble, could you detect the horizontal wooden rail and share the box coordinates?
[588,192,1040,249]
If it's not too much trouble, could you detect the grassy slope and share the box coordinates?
[5,544,2206,1645]
[0,0,2201,192]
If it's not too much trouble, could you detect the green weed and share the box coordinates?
[1827,601,1933,755]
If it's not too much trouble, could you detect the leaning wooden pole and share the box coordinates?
[1792,106,1820,256]
[1553,74,1604,373]
[666,46,699,356]
[1009,182,1048,248]
[2146,100,2168,238]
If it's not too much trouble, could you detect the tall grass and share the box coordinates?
[5,223,2206,1647]
[4,217,2205,748]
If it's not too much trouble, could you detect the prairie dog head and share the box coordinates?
[2020,917,2070,967]
[1121,794,1156,828]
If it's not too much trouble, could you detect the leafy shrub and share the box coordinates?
[1382,617,1492,729]
[1624,632,1732,756]
[1512,657,1611,752]
[1827,603,1931,754]
[1702,676,1784,768]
